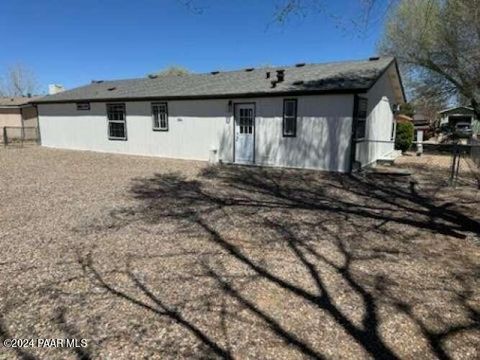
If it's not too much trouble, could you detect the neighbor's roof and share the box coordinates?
[438,106,474,114]
[34,57,402,104]
[0,96,41,107]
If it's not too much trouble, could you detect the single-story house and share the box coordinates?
[34,56,405,172]
[438,106,478,128]
[0,96,40,141]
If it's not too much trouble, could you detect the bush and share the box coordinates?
[395,122,414,153]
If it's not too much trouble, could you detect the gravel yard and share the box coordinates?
[0,148,479,360]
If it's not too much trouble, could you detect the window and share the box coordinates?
[283,99,297,137]
[107,103,127,140]
[238,108,253,134]
[152,102,168,131]
[355,97,368,140]
[391,119,396,141]
[76,102,90,111]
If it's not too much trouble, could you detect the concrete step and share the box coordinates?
[377,150,402,166]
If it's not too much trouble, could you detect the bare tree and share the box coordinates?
[379,0,480,117]
[0,63,40,97]
[154,65,191,77]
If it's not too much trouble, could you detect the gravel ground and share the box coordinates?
[0,148,479,360]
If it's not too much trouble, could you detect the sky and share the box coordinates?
[0,0,388,93]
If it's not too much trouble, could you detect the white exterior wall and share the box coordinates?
[356,67,397,167]
[38,94,354,172]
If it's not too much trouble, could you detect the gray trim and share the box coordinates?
[33,88,370,105]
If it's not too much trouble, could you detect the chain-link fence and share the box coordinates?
[1,126,40,147]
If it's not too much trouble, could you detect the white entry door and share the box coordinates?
[234,104,255,164]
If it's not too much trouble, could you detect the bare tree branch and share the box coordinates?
[0,63,40,97]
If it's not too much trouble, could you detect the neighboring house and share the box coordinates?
[0,96,40,143]
[0,96,39,128]
[438,106,479,129]
[395,114,413,124]
[34,56,405,172]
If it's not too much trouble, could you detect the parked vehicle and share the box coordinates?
[454,122,473,138]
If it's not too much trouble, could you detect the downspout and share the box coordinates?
[348,94,359,173]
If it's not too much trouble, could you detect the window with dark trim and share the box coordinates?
[107,103,127,140]
[152,102,168,131]
[76,102,90,111]
[390,119,396,141]
[283,99,297,137]
[355,97,368,140]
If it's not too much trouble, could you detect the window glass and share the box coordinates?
[355,98,368,140]
[152,103,168,130]
[107,103,126,140]
[283,99,297,137]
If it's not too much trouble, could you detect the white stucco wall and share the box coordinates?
[356,66,397,167]
[38,94,355,172]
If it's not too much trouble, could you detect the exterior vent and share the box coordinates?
[276,69,285,82]
[108,87,116,91]
[270,80,278,88]
[293,80,304,85]
[91,80,104,84]
[211,71,220,75]
[245,68,254,72]
[148,74,158,79]
[266,72,271,79]
[369,56,380,61]
[295,63,306,67]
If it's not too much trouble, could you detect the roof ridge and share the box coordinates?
[88,56,394,83]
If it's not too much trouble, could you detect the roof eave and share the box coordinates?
[33,88,369,105]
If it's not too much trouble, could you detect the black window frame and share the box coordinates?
[76,102,90,111]
[106,103,127,141]
[355,97,368,140]
[151,102,169,131]
[283,99,297,137]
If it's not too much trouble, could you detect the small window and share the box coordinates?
[391,119,396,141]
[76,102,90,111]
[107,103,127,140]
[283,99,297,137]
[152,102,168,131]
[355,97,368,140]
[238,108,253,134]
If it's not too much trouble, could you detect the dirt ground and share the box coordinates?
[0,148,479,360]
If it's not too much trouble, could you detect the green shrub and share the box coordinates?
[395,122,414,153]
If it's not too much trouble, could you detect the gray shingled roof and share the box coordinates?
[0,96,42,106]
[35,57,396,103]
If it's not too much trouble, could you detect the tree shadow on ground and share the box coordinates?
[81,164,479,359]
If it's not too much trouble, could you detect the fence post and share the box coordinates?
[3,127,7,147]
[36,126,41,145]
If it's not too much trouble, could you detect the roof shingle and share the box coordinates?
[35,57,395,103]
[0,96,41,106]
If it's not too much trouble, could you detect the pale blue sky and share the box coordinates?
[0,0,388,93]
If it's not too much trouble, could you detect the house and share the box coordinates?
[34,56,405,172]
[438,106,479,129]
[0,96,40,143]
